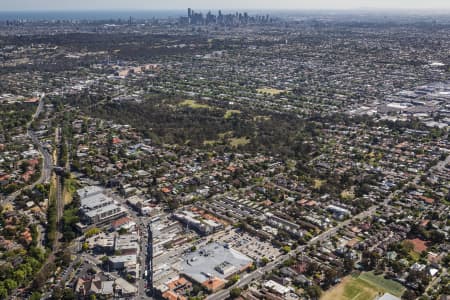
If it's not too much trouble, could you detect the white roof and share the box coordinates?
[85,203,120,218]
[264,280,291,295]
[378,293,401,300]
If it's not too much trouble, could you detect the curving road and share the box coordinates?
[1,95,53,206]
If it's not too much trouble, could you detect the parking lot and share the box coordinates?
[215,228,281,261]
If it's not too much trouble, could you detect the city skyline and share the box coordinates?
[2,0,450,11]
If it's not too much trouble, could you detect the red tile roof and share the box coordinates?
[202,277,226,292]
[111,216,132,228]
[162,290,186,300]
[417,195,434,204]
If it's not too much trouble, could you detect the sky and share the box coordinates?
[1,0,450,11]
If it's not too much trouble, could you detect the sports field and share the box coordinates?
[321,272,405,300]
[358,272,405,297]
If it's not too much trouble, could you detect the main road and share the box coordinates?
[206,205,377,300]
[207,151,450,300]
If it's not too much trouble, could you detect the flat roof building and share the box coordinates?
[173,210,223,235]
[180,242,252,291]
[78,186,126,225]
[264,280,292,296]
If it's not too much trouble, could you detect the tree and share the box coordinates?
[20,161,30,173]
[32,270,47,290]
[402,289,417,300]
[82,242,90,251]
[52,287,64,300]
[85,227,101,238]
[323,268,338,289]
[60,249,72,267]
[390,260,404,274]
[430,230,445,244]
[230,274,240,284]
[230,287,242,299]
[305,285,322,299]
[13,269,26,283]
[118,227,128,235]
[4,279,17,291]
[62,288,76,300]
[0,285,7,299]
[306,261,319,276]
[30,292,42,300]
[361,250,380,270]
[282,245,291,253]
[343,257,354,274]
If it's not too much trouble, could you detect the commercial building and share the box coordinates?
[108,254,139,279]
[173,210,223,235]
[181,242,252,292]
[263,280,292,297]
[114,233,139,255]
[78,186,126,225]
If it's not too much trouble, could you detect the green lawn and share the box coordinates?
[409,250,421,262]
[343,278,380,300]
[203,132,250,148]
[256,87,286,95]
[203,140,219,146]
[179,99,211,109]
[230,137,250,147]
[314,179,325,189]
[341,190,355,200]
[218,131,233,139]
[224,109,241,119]
[358,272,405,297]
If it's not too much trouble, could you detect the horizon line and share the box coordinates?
[2,8,450,12]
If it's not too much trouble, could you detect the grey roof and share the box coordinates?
[109,254,137,264]
[77,186,104,198]
[84,203,121,218]
[181,242,252,284]
[81,194,114,210]
[115,277,137,294]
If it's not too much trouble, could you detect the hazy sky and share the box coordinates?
[2,0,450,11]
